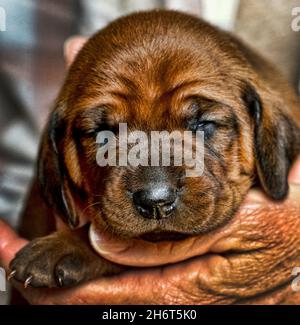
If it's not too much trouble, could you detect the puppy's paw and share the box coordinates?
[9,236,92,288]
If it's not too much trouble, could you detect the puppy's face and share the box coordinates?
[73,88,253,240]
[39,11,299,241]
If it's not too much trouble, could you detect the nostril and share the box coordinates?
[132,185,178,219]
[158,199,177,216]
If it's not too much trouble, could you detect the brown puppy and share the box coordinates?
[10,10,300,288]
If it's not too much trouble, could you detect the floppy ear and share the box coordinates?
[37,110,79,228]
[243,84,300,200]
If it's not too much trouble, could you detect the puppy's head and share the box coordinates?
[38,11,300,241]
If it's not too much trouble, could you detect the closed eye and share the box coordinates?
[83,123,118,138]
[188,120,218,139]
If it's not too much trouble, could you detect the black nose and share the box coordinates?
[133,184,177,219]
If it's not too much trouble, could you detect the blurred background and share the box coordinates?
[0,0,300,304]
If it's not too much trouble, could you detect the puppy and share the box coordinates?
[9,10,300,288]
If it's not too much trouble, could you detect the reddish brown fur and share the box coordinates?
[12,10,300,290]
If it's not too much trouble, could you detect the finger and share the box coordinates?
[0,219,27,270]
[89,215,239,267]
[289,155,300,185]
[64,36,87,67]
[26,265,213,305]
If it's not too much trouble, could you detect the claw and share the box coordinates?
[7,270,16,281]
[57,276,64,287]
[24,275,33,289]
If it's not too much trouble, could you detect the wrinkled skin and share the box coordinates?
[0,37,299,305]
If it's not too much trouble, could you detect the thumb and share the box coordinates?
[0,219,27,270]
[88,220,236,267]
[64,36,87,67]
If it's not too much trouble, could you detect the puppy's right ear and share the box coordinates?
[37,110,79,228]
[243,83,300,200]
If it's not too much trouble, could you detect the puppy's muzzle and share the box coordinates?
[133,183,178,220]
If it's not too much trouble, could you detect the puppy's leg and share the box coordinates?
[9,226,124,288]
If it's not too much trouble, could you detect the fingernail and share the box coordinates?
[289,156,300,185]
[89,223,130,256]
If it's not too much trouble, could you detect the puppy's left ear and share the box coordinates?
[243,84,300,200]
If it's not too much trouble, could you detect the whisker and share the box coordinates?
[82,201,101,214]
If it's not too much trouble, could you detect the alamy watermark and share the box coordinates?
[0,7,6,32]
[291,7,300,31]
[0,267,6,292]
[96,123,204,177]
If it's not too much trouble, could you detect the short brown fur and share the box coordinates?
[11,10,300,289]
